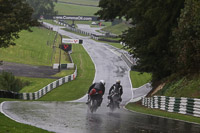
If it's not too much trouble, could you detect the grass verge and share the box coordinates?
[0,113,50,133]
[51,69,74,78]
[55,2,99,16]
[0,99,51,133]
[0,27,69,66]
[156,74,200,98]
[126,101,200,124]
[102,22,131,36]
[58,0,99,6]
[130,71,152,88]
[19,77,55,93]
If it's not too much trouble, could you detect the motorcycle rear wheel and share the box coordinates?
[90,99,98,113]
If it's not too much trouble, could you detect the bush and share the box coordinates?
[0,71,30,92]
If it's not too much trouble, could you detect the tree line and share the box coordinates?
[96,0,200,87]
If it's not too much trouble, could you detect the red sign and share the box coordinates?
[59,44,72,52]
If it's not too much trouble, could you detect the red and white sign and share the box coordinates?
[62,38,79,44]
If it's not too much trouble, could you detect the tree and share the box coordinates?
[95,0,131,21]
[96,0,184,83]
[0,71,30,92]
[172,0,200,74]
[26,0,57,19]
[0,0,34,48]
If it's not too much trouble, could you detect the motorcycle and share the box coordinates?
[87,92,102,113]
[108,92,121,111]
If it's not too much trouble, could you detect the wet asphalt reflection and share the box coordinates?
[2,101,200,133]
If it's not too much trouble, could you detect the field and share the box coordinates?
[58,0,99,6]
[55,3,99,16]
[0,28,53,66]
[0,27,69,66]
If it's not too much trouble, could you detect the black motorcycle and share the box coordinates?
[108,92,121,111]
[87,93,102,113]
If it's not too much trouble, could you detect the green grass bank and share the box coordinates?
[58,0,99,6]
[0,27,69,66]
[155,74,200,98]
[101,22,131,36]
[55,2,99,16]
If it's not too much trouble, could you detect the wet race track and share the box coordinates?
[2,23,200,133]
[2,101,200,133]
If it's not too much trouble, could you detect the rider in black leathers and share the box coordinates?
[107,80,123,108]
[86,80,105,106]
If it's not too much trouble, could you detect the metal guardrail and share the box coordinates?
[142,96,200,117]
[121,52,136,70]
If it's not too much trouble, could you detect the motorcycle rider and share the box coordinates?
[107,80,123,108]
[86,80,105,106]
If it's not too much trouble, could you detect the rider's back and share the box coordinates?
[112,84,121,94]
[94,82,104,91]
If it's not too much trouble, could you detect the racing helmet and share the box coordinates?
[116,79,121,84]
[100,80,105,86]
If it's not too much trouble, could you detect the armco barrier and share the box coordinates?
[55,20,92,37]
[142,96,200,117]
[54,20,120,42]
[121,53,136,70]
[0,66,77,100]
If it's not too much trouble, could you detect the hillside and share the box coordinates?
[58,0,99,6]
[149,74,200,98]
[54,2,99,16]
[0,27,69,66]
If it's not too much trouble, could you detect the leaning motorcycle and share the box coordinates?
[108,92,121,111]
[87,92,102,113]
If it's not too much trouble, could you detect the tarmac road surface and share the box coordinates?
[2,101,200,133]
[1,23,200,133]
[0,62,59,79]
